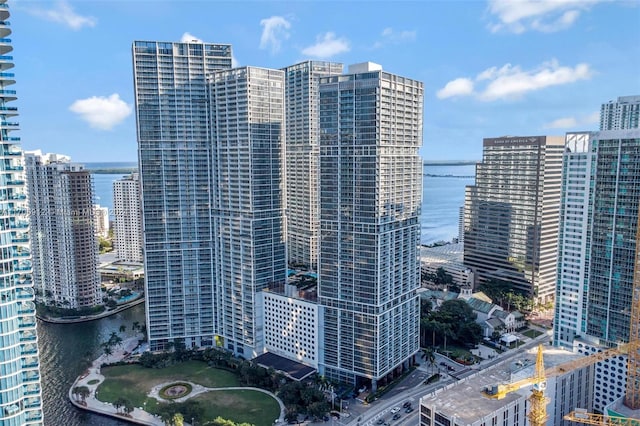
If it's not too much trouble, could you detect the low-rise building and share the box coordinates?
[419,346,593,426]
[421,243,474,288]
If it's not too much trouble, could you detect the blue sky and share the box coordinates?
[9,0,640,162]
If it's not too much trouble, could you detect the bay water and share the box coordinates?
[38,163,475,424]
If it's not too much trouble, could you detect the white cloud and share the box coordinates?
[302,32,350,58]
[487,0,603,33]
[479,60,592,101]
[543,111,600,129]
[69,94,132,130]
[180,32,203,43]
[374,27,416,49]
[438,59,593,102]
[24,0,96,30]
[436,78,475,99]
[382,27,417,41]
[259,16,291,54]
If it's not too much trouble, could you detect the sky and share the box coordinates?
[8,0,640,162]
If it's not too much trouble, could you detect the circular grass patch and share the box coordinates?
[159,382,192,400]
[87,379,100,385]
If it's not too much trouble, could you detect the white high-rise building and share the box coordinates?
[0,2,43,421]
[133,40,232,350]
[113,173,142,263]
[24,151,101,309]
[600,95,640,130]
[281,61,343,270]
[93,204,109,239]
[317,63,423,389]
[553,96,640,416]
[209,66,287,358]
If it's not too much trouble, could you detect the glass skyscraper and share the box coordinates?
[209,66,287,358]
[132,40,232,350]
[317,63,423,389]
[463,136,565,302]
[0,1,43,423]
[281,61,343,270]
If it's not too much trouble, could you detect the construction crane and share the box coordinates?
[563,408,638,425]
[481,344,631,426]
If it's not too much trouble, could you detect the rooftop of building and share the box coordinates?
[420,346,585,424]
[606,396,640,421]
[253,352,316,381]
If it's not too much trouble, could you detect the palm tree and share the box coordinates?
[421,348,436,374]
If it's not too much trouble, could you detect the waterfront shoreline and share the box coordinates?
[37,298,144,324]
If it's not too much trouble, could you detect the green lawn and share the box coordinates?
[522,329,543,339]
[192,389,280,426]
[96,361,244,416]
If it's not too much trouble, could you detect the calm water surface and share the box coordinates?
[37,304,145,426]
[37,163,475,424]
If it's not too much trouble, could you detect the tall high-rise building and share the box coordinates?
[281,61,343,270]
[553,96,640,415]
[113,173,142,263]
[317,63,423,389]
[463,136,565,303]
[93,204,109,239]
[0,1,44,422]
[209,66,287,358]
[600,95,640,130]
[553,132,593,349]
[24,151,101,309]
[133,40,232,350]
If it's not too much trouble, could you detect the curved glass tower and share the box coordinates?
[0,1,44,424]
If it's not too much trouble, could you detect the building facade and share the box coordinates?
[282,61,343,270]
[261,290,319,369]
[463,136,565,302]
[0,1,44,422]
[553,132,593,349]
[93,204,109,239]
[419,347,593,426]
[600,95,640,130]
[24,151,101,309]
[113,173,143,263]
[317,63,423,389]
[209,66,287,358]
[133,40,232,350]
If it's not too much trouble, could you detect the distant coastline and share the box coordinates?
[423,160,478,166]
[83,161,138,175]
[89,168,137,174]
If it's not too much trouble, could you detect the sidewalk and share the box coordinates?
[68,335,165,425]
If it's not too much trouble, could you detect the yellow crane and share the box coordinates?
[482,344,630,426]
[563,408,638,425]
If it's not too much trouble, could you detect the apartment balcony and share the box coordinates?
[22,372,40,383]
[0,37,11,55]
[26,412,44,423]
[24,386,40,395]
[19,332,36,343]
[12,233,28,243]
[1,149,20,156]
[21,344,37,356]
[0,70,14,82]
[21,357,39,369]
[24,400,41,410]
[0,121,18,130]
[18,318,36,329]
[0,21,9,39]
[17,301,35,315]
[4,179,23,187]
[9,221,28,229]
[16,289,34,301]
[0,105,17,116]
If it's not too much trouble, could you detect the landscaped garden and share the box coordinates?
[96,360,280,426]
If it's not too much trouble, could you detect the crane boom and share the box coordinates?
[564,409,638,425]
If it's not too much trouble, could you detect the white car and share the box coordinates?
[390,407,400,414]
